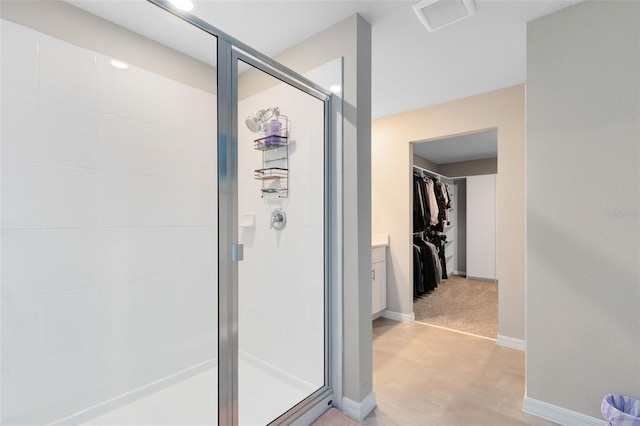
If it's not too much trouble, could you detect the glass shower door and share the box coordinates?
[233,55,329,425]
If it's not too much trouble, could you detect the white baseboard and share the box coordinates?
[342,391,377,421]
[467,275,498,282]
[496,334,526,351]
[381,310,415,323]
[523,397,605,426]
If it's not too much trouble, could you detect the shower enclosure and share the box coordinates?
[0,0,339,424]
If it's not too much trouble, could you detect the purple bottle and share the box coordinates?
[266,119,282,147]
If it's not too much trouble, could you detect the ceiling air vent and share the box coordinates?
[413,0,477,32]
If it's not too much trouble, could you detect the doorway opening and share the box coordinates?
[411,129,498,339]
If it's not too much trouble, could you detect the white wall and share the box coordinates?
[1,20,217,425]
[466,174,496,280]
[526,1,640,420]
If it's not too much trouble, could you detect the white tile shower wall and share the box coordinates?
[237,76,326,390]
[0,20,218,425]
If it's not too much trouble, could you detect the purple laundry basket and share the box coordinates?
[602,394,640,425]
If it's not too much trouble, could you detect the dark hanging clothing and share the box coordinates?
[413,175,429,232]
[433,236,448,280]
[413,245,425,297]
[413,170,451,297]
[434,182,448,232]
[413,235,442,298]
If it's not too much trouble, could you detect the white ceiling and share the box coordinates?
[413,130,497,164]
[69,0,580,119]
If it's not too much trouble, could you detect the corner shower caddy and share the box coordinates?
[254,114,289,198]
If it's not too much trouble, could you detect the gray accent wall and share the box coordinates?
[527,1,640,418]
[439,157,497,178]
[412,154,439,173]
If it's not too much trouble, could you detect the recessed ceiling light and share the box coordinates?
[110,60,128,69]
[329,85,342,94]
[168,0,194,12]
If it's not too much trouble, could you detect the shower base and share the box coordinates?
[82,357,316,426]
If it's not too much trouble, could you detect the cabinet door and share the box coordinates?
[372,261,387,314]
[378,261,387,311]
[372,263,382,314]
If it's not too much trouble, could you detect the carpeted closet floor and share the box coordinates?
[413,275,498,338]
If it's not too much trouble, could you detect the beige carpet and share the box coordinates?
[312,408,361,425]
[413,275,498,338]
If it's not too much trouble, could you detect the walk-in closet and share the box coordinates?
[411,130,498,338]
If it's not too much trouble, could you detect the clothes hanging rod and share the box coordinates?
[412,164,492,181]
[412,165,451,180]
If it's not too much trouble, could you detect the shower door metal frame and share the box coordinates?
[144,2,337,424]
[229,49,334,425]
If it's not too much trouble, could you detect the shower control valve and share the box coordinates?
[270,208,286,230]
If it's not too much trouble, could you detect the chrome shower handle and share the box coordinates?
[270,208,286,230]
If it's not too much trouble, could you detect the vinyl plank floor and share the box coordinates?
[365,319,557,426]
